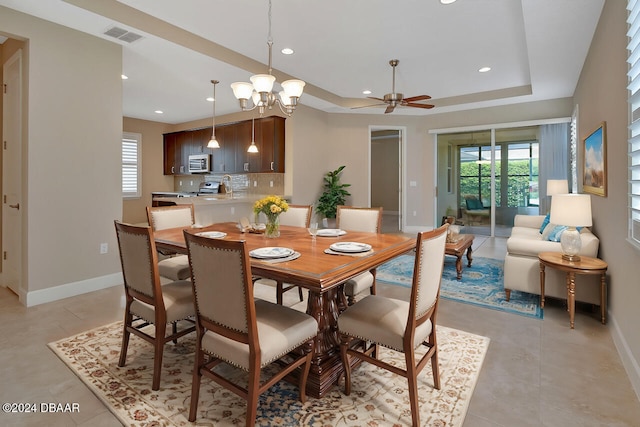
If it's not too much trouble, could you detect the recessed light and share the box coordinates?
[206,97,214,102]
[154,110,163,114]
[478,67,491,73]
[440,0,457,4]
[363,90,372,95]
[121,74,128,80]
[281,48,294,55]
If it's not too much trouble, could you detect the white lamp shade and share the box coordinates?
[247,142,259,153]
[550,194,592,227]
[251,91,263,107]
[279,91,292,106]
[230,82,254,100]
[281,79,305,98]
[547,179,569,196]
[250,74,276,93]
[207,136,220,149]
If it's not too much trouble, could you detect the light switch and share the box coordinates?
[410,181,417,187]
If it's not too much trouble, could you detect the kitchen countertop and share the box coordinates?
[152,193,289,206]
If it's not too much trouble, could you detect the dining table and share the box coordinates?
[153,221,416,398]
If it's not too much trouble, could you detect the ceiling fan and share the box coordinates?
[355,59,435,114]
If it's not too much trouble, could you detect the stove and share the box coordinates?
[198,181,220,195]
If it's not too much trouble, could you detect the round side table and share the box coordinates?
[538,251,607,329]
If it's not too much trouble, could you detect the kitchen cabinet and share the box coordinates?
[163,116,285,175]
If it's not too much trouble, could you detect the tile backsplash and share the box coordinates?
[174,173,284,196]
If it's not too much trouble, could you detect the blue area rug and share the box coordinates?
[377,254,543,319]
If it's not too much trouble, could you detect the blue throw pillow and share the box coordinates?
[539,213,550,234]
[546,225,568,242]
[466,198,483,210]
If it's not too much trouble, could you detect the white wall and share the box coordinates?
[0,7,123,303]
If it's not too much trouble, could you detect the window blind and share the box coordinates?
[122,133,141,198]
[628,1,640,247]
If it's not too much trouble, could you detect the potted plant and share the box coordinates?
[317,165,351,227]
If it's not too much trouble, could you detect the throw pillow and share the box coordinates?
[546,225,568,242]
[539,213,550,234]
[465,198,483,210]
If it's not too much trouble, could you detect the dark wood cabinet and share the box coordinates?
[163,116,285,175]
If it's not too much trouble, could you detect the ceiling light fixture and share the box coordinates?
[281,47,294,55]
[230,0,305,117]
[247,116,259,153]
[440,0,457,4]
[479,67,492,73]
[207,80,220,149]
[121,74,128,80]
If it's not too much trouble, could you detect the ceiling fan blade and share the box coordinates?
[403,95,431,102]
[351,103,386,110]
[404,102,435,109]
[384,105,395,114]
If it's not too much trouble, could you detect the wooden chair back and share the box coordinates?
[147,204,195,231]
[279,204,313,228]
[336,205,382,233]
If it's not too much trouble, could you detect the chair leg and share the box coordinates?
[246,367,261,427]
[152,322,166,391]
[188,338,204,422]
[276,281,284,305]
[297,286,304,302]
[298,341,314,403]
[118,309,132,367]
[405,351,420,427]
[339,334,353,395]
[172,322,178,344]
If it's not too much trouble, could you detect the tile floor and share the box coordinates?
[0,236,639,426]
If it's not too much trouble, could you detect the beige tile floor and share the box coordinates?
[0,235,639,426]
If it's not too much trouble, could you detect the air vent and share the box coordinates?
[103,26,143,43]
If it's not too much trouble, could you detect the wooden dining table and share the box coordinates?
[153,221,415,398]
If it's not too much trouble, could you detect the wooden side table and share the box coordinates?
[538,251,607,329]
[445,234,474,280]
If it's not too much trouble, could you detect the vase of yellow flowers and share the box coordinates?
[253,195,289,238]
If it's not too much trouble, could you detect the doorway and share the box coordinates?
[370,127,403,233]
[2,49,23,296]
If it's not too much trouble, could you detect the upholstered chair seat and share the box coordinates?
[201,299,318,370]
[156,255,191,282]
[130,280,195,324]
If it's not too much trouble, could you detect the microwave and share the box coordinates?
[188,154,210,173]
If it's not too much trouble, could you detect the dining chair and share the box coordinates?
[336,205,383,305]
[256,204,312,304]
[146,204,195,281]
[337,224,448,427]
[184,231,318,426]
[114,221,196,391]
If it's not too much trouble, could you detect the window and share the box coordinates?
[122,132,141,199]
[628,1,640,248]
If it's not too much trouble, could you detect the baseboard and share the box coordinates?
[24,272,123,307]
[609,313,640,401]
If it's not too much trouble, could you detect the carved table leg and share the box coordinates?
[304,288,344,398]
[466,246,473,267]
[455,254,463,280]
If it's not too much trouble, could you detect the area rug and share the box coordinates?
[48,321,489,427]
[377,254,543,319]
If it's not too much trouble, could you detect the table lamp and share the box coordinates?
[549,194,592,262]
[547,179,569,196]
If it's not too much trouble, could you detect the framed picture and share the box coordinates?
[582,121,607,197]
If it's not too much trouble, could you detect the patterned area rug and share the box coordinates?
[377,255,543,319]
[48,321,489,426]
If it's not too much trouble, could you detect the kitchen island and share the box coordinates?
[151,193,290,225]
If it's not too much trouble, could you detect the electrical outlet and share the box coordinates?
[100,243,108,254]
[231,207,235,215]
[270,181,273,187]
[190,180,193,186]
[413,211,417,217]
[179,180,182,186]
[254,181,258,187]
[410,181,417,187]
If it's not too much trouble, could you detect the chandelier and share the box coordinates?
[230,0,305,117]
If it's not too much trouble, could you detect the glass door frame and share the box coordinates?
[431,118,570,237]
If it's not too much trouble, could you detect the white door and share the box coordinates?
[2,50,23,296]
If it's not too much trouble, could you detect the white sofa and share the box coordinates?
[503,214,601,305]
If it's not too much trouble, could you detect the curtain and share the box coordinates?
[539,123,570,212]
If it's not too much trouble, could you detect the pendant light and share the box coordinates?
[247,115,259,153]
[207,80,220,148]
